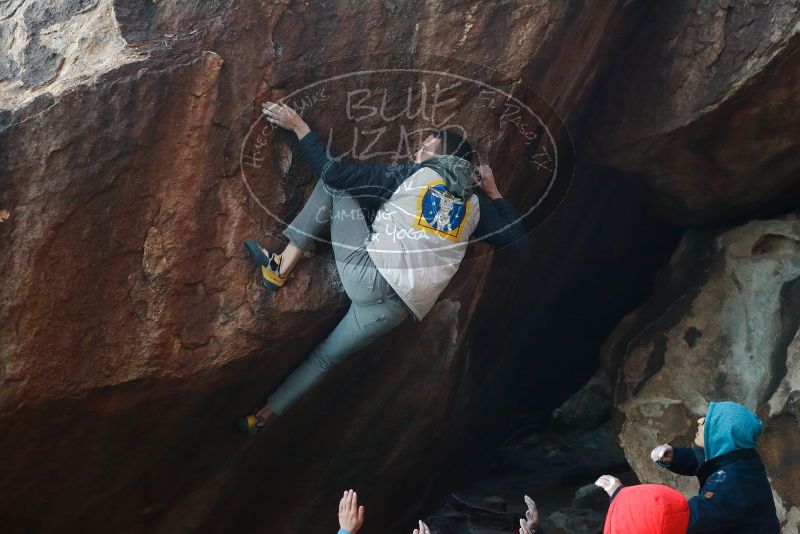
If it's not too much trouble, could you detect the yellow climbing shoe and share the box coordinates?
[244,239,287,290]
[238,414,266,436]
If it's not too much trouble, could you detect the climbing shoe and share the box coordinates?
[244,239,286,290]
[238,413,267,436]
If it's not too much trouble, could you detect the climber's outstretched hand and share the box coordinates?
[595,475,623,498]
[261,101,310,138]
[412,520,431,534]
[338,489,365,534]
[518,495,539,534]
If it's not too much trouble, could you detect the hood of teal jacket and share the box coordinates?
[419,154,475,199]
[704,401,763,461]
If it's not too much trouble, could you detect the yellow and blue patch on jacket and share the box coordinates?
[413,180,470,241]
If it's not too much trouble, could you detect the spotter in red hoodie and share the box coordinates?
[604,484,689,534]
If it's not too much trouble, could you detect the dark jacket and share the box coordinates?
[659,447,780,534]
[297,130,529,252]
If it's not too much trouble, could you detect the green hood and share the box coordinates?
[420,154,475,199]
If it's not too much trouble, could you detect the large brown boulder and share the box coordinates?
[587,1,800,225]
[0,0,644,531]
[602,213,800,531]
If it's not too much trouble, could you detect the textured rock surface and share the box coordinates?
[602,214,800,531]
[547,483,610,534]
[0,0,646,531]
[587,1,800,225]
[423,417,634,534]
[552,369,612,431]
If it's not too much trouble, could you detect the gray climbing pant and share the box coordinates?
[268,179,410,415]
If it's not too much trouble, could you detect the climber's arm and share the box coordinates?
[470,164,528,251]
[472,192,529,251]
[297,129,419,201]
[261,100,415,202]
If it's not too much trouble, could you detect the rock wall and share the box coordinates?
[602,214,800,531]
[5,0,799,532]
[0,0,646,531]
[589,3,800,531]
[587,0,800,226]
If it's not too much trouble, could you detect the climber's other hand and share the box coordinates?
[650,443,674,464]
[474,164,501,199]
[595,475,623,497]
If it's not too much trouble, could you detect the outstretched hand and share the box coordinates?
[595,475,623,497]
[338,489,365,533]
[412,520,431,534]
[650,443,674,464]
[261,101,311,139]
[518,495,539,534]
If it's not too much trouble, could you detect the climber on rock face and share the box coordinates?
[649,401,780,534]
[238,101,529,435]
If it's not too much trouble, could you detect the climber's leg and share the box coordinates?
[281,178,335,252]
[279,179,371,276]
[244,179,337,290]
[265,189,410,416]
[279,176,389,302]
[244,179,409,427]
[265,210,409,417]
[266,293,409,416]
[244,179,369,292]
[275,242,302,278]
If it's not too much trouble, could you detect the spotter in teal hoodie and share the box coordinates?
[658,401,779,534]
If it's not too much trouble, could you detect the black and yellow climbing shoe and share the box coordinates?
[238,414,267,436]
[244,239,286,290]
